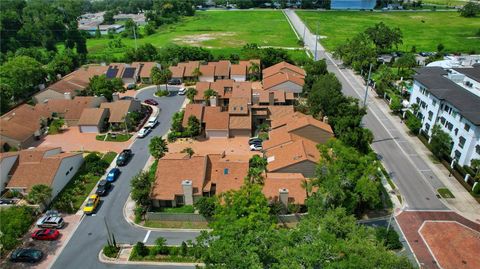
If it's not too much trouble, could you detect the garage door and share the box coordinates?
[79,125,99,133]
[206,130,228,138]
[230,129,251,137]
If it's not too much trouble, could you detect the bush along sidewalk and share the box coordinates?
[129,238,200,263]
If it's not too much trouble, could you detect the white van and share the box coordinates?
[178,87,187,95]
[145,115,158,128]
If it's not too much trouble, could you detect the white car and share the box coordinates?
[178,87,186,95]
[145,116,158,128]
[137,127,151,138]
[250,144,263,151]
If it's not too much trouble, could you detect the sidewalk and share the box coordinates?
[350,69,480,223]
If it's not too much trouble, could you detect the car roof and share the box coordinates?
[89,194,98,199]
[110,168,119,172]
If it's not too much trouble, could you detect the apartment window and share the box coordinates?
[428,111,433,121]
[425,123,431,132]
[454,128,458,136]
[459,136,466,149]
[447,122,453,131]
[66,171,70,176]
[432,100,437,106]
[452,110,457,118]
[464,123,471,132]
[224,168,229,175]
[476,145,480,155]
[440,117,446,124]
[416,97,420,104]
[454,150,461,161]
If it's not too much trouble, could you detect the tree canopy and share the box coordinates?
[149,136,169,160]
[85,75,124,101]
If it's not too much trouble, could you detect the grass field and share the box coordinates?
[297,11,480,53]
[87,10,301,60]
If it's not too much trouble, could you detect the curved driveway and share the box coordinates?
[52,87,199,269]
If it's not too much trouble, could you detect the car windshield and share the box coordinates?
[86,199,94,207]
[108,172,115,176]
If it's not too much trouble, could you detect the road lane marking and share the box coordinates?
[143,230,151,243]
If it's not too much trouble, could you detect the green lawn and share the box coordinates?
[423,0,468,6]
[96,133,132,142]
[437,188,455,198]
[297,11,480,53]
[87,10,300,59]
[143,220,209,229]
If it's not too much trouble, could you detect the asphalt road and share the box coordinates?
[284,9,447,210]
[51,86,199,269]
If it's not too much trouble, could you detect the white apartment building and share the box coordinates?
[409,65,480,167]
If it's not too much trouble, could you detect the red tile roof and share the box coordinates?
[263,173,308,205]
[263,72,305,90]
[265,139,320,172]
[262,61,306,79]
[230,64,247,76]
[203,107,229,130]
[182,104,205,127]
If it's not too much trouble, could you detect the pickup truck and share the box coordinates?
[116,149,132,166]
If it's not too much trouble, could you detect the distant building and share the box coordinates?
[409,65,480,166]
[113,13,146,25]
[330,0,376,9]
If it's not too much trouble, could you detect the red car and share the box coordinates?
[31,229,60,240]
[144,99,158,106]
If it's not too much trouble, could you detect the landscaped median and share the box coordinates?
[99,242,204,266]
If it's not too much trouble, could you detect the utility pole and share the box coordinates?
[133,24,138,51]
[363,63,373,107]
[314,22,319,61]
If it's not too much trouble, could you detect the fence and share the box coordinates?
[145,212,307,223]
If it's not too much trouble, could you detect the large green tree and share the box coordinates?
[430,125,453,159]
[27,184,52,206]
[0,56,46,101]
[365,22,403,52]
[85,75,124,101]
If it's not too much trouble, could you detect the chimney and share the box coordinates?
[269,91,275,106]
[279,188,289,207]
[209,96,217,107]
[252,93,260,105]
[112,92,120,101]
[323,116,329,124]
[64,92,72,100]
[182,180,193,205]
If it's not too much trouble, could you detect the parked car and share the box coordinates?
[248,137,262,145]
[250,144,263,151]
[168,78,182,85]
[31,229,60,240]
[137,127,151,138]
[0,198,17,205]
[145,116,158,128]
[96,180,111,196]
[83,194,100,215]
[10,248,43,263]
[178,87,187,95]
[116,149,132,166]
[144,99,158,106]
[106,168,120,182]
[36,216,65,229]
[45,210,61,217]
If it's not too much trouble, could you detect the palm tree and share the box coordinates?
[245,167,264,185]
[149,136,168,160]
[203,88,217,105]
[27,184,52,206]
[248,62,261,81]
[192,67,202,81]
[470,159,480,180]
[410,103,420,116]
[181,147,195,158]
[186,88,197,103]
[301,179,313,198]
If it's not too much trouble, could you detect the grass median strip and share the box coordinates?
[437,188,455,198]
[96,133,132,142]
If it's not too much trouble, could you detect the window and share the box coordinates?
[447,122,453,131]
[440,117,446,124]
[454,128,458,136]
[454,150,461,161]
[476,145,480,155]
[428,111,433,121]
[459,136,466,149]
[452,111,457,118]
[224,168,229,175]
[425,123,431,132]
[416,97,420,104]
[66,171,70,176]
[464,123,471,132]
[432,100,437,106]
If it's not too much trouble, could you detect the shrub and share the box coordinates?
[103,245,120,258]
[133,242,149,257]
[375,227,403,250]
[0,206,36,250]
[473,182,480,194]
[134,206,144,223]
[156,89,169,97]
[180,241,188,256]
[194,196,216,218]
[406,112,422,135]
[258,132,269,141]
[153,237,169,255]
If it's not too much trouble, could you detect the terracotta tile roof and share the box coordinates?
[265,139,320,172]
[36,96,101,121]
[169,65,185,78]
[231,82,252,102]
[263,173,308,205]
[203,107,229,130]
[100,100,137,123]
[207,154,249,194]
[182,104,204,127]
[184,61,200,77]
[262,127,294,150]
[47,65,108,94]
[263,72,305,90]
[210,79,234,98]
[267,105,295,121]
[230,64,246,76]
[262,61,306,79]
[0,104,48,142]
[239,59,261,74]
[210,61,230,77]
[132,62,158,78]
[194,81,212,101]
[285,92,295,100]
[151,154,207,200]
[229,114,252,130]
[78,108,108,126]
[228,97,249,115]
[199,64,215,77]
[258,90,286,104]
[7,147,82,191]
[270,112,306,129]
[286,115,334,134]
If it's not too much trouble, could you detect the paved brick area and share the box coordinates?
[36,127,132,153]
[396,210,480,269]
[419,221,480,269]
